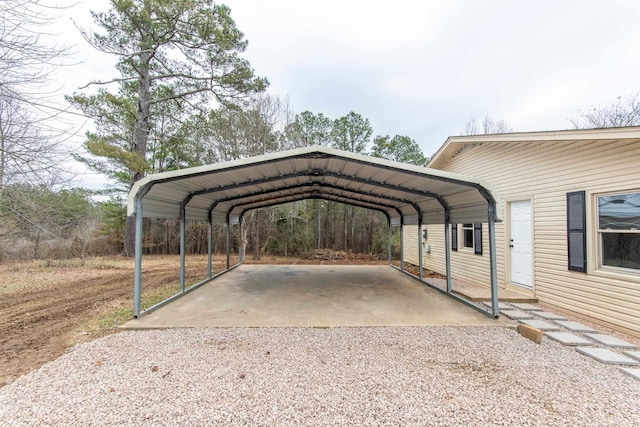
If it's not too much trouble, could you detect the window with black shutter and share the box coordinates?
[474,223,483,255]
[567,191,587,272]
[451,224,458,251]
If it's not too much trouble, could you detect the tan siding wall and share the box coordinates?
[409,139,640,337]
[403,226,420,264]
[404,225,448,273]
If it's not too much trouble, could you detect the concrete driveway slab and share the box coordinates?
[123,265,511,328]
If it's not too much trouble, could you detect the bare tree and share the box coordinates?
[0,0,70,101]
[0,96,68,189]
[195,93,293,259]
[572,93,640,128]
[462,115,514,135]
[199,93,293,163]
[0,1,74,190]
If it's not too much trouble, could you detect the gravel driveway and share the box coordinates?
[1,326,639,426]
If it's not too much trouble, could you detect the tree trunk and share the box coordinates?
[350,206,356,251]
[123,49,152,257]
[343,207,348,251]
[123,215,136,257]
[253,211,260,260]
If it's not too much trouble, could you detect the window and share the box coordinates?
[460,223,482,255]
[597,192,640,270]
[462,223,474,248]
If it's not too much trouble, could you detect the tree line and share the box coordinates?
[1,1,638,261]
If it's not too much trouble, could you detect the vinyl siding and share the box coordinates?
[405,138,640,337]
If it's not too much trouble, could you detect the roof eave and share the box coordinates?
[427,126,640,169]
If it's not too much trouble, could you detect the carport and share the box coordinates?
[127,146,501,318]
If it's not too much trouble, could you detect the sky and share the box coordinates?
[48,0,640,189]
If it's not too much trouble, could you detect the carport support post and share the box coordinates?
[133,196,144,317]
[207,212,212,278]
[445,213,452,294]
[387,220,392,265]
[179,203,186,293]
[488,203,499,317]
[418,215,423,280]
[400,217,405,271]
[225,214,231,269]
[239,219,244,263]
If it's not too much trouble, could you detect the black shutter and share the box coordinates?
[567,191,587,272]
[474,223,483,255]
[451,224,458,251]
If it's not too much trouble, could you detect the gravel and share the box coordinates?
[1,326,639,426]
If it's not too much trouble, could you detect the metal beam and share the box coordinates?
[400,216,405,272]
[133,184,153,318]
[189,168,448,218]
[236,193,394,223]
[387,218,392,265]
[444,209,452,294]
[207,210,212,278]
[418,212,423,280]
[230,187,402,218]
[211,181,406,217]
[239,217,244,264]
[488,201,499,318]
[225,213,230,269]
[179,195,193,293]
[133,196,144,317]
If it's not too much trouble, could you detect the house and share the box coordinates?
[404,127,640,338]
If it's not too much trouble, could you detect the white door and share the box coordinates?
[510,200,533,289]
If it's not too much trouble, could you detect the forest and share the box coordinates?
[0,1,428,261]
[1,1,637,262]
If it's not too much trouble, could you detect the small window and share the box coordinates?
[462,223,474,248]
[597,192,640,270]
[461,223,482,255]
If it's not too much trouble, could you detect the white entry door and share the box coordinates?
[510,200,533,289]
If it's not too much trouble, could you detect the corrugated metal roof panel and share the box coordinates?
[127,146,500,225]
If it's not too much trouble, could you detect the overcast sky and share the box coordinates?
[51,0,640,186]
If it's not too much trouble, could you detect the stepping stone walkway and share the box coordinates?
[584,333,638,349]
[544,332,592,346]
[554,320,597,333]
[576,347,640,365]
[518,319,561,331]
[483,302,512,311]
[500,309,534,320]
[510,303,542,311]
[534,311,567,321]
[620,368,640,381]
[507,303,640,382]
[625,350,640,361]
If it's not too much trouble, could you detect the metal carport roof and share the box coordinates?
[127,146,500,225]
[127,146,502,319]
